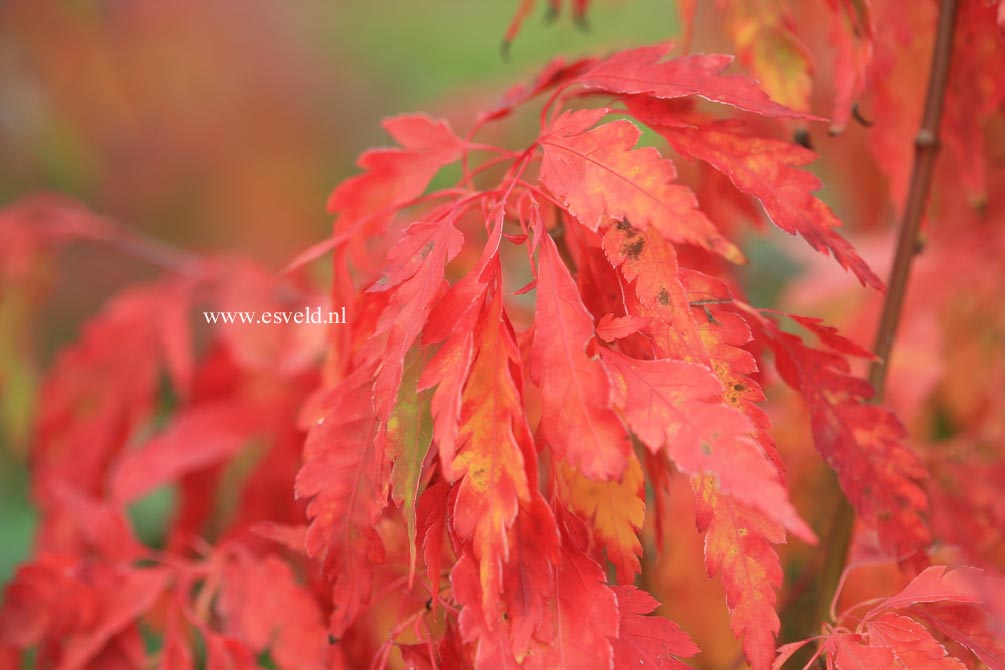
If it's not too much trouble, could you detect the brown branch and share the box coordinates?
[784,0,960,653]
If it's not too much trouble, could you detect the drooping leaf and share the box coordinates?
[110,400,264,504]
[751,312,931,562]
[540,519,619,670]
[530,232,630,480]
[295,366,388,637]
[630,99,882,288]
[217,551,329,670]
[367,213,464,422]
[447,270,532,611]
[611,585,699,670]
[715,0,814,112]
[693,475,785,670]
[602,349,813,541]
[865,613,967,670]
[826,0,876,133]
[556,454,645,584]
[388,348,434,581]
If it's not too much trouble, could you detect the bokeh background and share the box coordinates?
[0,0,683,589]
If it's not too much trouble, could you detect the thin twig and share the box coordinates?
[786,0,960,651]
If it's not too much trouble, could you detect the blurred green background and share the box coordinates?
[0,0,681,586]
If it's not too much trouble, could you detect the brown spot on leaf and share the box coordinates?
[623,237,644,259]
[657,288,670,306]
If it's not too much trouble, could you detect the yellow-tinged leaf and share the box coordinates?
[448,267,531,611]
[693,475,785,670]
[717,0,814,112]
[558,454,645,584]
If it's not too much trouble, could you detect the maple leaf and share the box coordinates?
[824,631,897,670]
[367,212,464,422]
[694,475,785,670]
[865,613,967,670]
[0,558,170,670]
[34,282,191,497]
[388,349,434,581]
[612,585,699,670]
[538,108,744,263]
[912,603,1005,670]
[595,313,650,343]
[803,566,1005,670]
[715,0,814,112]
[602,348,814,541]
[629,99,882,288]
[530,232,630,480]
[217,551,329,670]
[294,366,388,637]
[575,44,810,118]
[875,565,983,612]
[602,223,781,474]
[499,496,561,664]
[416,481,451,608]
[451,495,560,667]
[327,115,467,241]
[825,0,876,133]
[601,220,799,666]
[447,270,532,611]
[540,516,619,670]
[601,221,709,364]
[556,454,645,584]
[941,0,1005,204]
[110,399,266,504]
[452,552,522,670]
[751,312,931,561]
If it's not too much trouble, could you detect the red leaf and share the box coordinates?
[556,455,645,584]
[0,561,169,670]
[595,313,650,342]
[447,272,532,611]
[576,44,812,118]
[217,552,329,670]
[693,476,785,670]
[538,108,744,262]
[327,115,467,239]
[34,283,186,496]
[295,366,388,637]
[110,400,263,504]
[603,349,813,540]
[752,313,931,561]
[611,585,699,670]
[367,213,464,422]
[866,613,967,670]
[631,101,882,288]
[877,566,984,613]
[825,631,896,670]
[912,603,1005,670]
[530,233,630,480]
[541,531,619,670]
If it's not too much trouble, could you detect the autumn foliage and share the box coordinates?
[1,1,1005,669]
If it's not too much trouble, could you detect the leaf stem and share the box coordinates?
[808,0,959,637]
